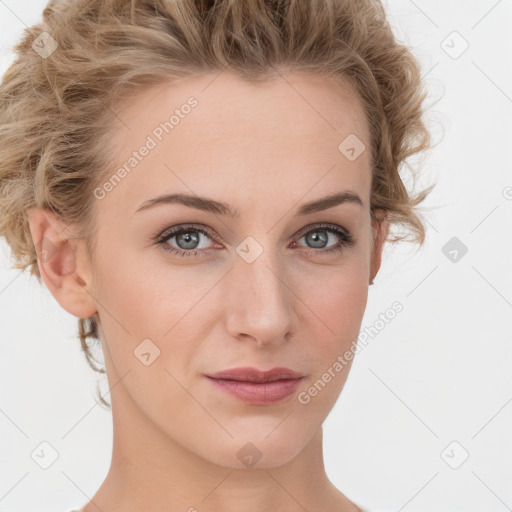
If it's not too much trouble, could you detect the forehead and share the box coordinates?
[114,69,369,146]
[104,70,372,214]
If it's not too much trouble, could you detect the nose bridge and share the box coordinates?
[224,240,294,345]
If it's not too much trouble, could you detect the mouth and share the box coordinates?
[205,367,304,404]
[205,366,304,383]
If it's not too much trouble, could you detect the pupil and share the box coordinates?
[177,231,199,249]
[307,230,327,248]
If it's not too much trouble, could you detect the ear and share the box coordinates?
[369,209,390,285]
[26,207,97,319]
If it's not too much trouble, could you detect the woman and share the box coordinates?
[0,0,434,510]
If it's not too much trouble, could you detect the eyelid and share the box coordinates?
[155,223,218,243]
[294,222,351,240]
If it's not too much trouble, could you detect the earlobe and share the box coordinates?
[26,207,97,319]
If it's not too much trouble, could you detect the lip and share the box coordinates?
[206,366,304,382]
[205,367,304,405]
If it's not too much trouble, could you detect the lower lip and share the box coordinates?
[206,376,303,404]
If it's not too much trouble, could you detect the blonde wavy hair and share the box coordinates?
[0,0,436,402]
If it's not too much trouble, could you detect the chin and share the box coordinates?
[190,429,311,470]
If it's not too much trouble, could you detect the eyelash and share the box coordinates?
[154,223,355,258]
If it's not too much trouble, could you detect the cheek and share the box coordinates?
[90,246,202,398]
[92,229,370,368]
[93,244,203,337]
[91,245,216,389]
[303,258,369,324]
[298,259,369,367]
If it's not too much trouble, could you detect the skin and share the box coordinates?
[27,70,389,512]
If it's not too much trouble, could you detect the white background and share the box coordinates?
[0,1,511,511]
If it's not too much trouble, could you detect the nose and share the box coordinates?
[223,248,296,348]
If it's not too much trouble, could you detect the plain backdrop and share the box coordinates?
[0,1,511,511]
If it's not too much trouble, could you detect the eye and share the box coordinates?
[155,224,220,257]
[293,223,355,255]
[154,222,355,258]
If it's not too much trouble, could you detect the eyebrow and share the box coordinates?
[134,191,364,217]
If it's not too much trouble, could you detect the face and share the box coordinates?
[57,70,387,469]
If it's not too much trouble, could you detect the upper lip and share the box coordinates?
[206,367,304,383]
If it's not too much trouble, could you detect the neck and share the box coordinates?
[82,382,358,512]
